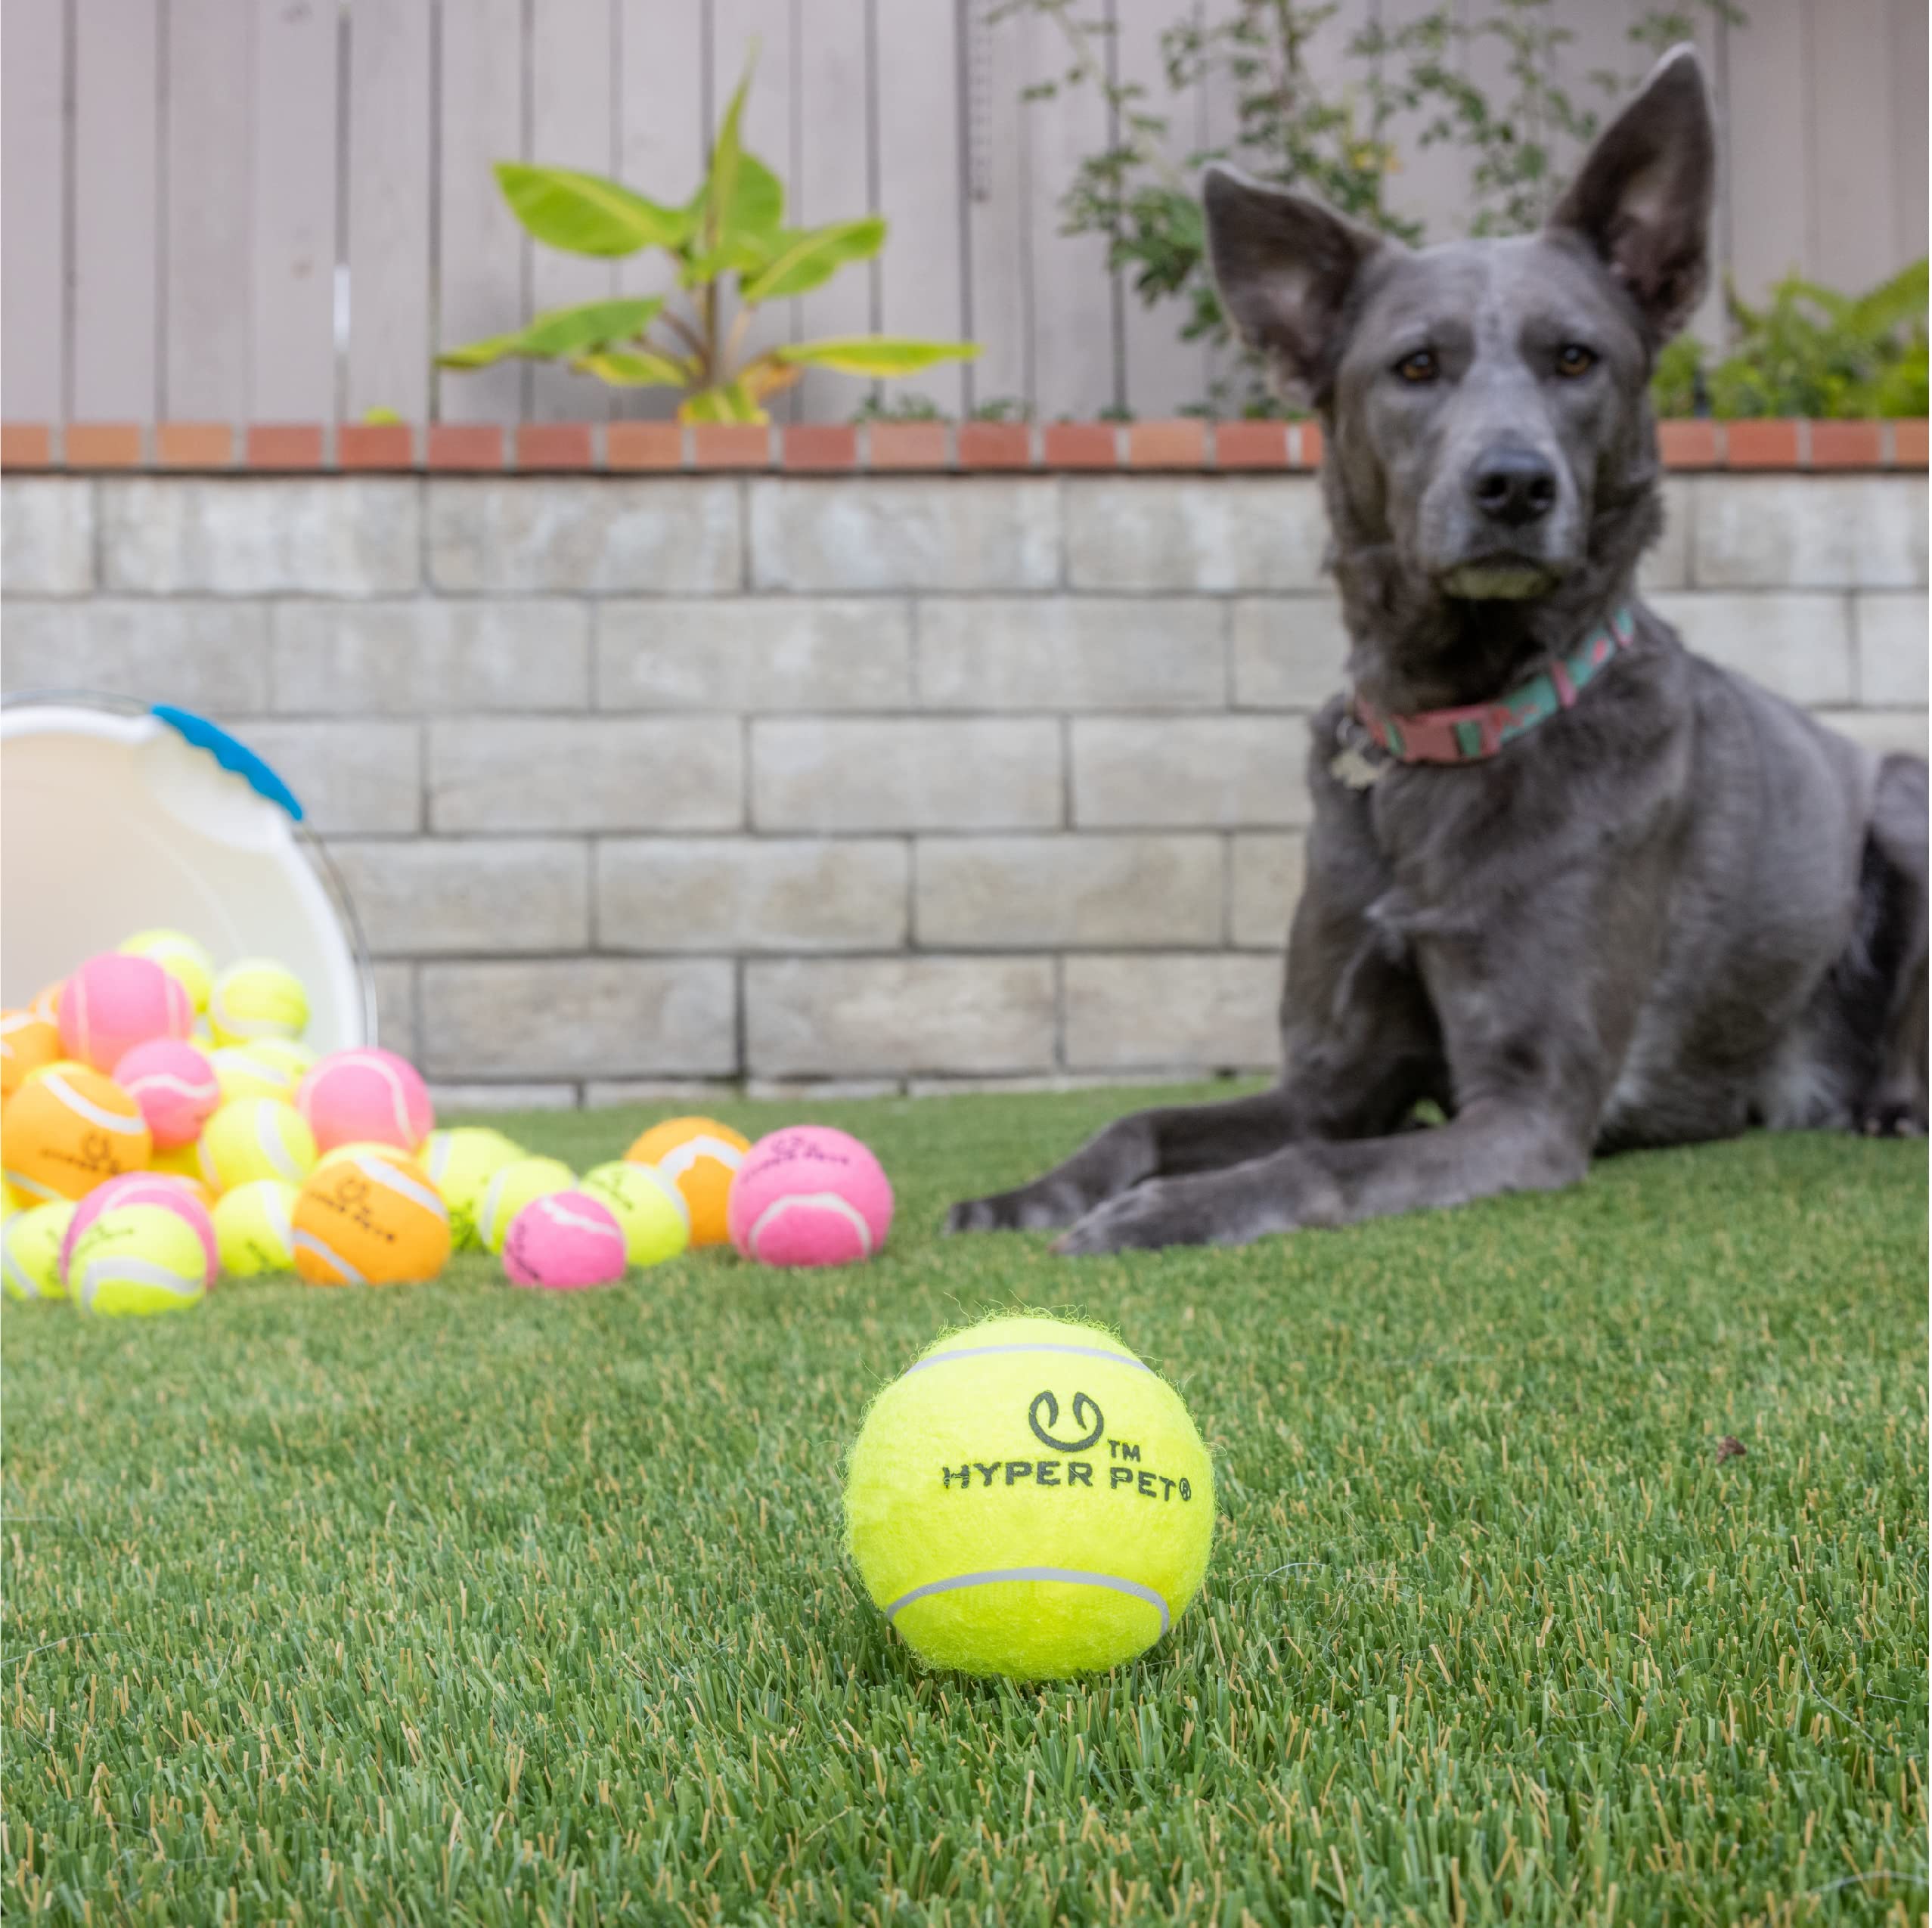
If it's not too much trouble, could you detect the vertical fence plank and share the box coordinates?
[965,0,1033,414]
[2,0,67,418]
[1809,0,1899,296]
[253,0,341,419]
[346,0,433,421]
[614,0,705,420]
[165,0,254,419]
[875,0,969,419]
[1116,2,1209,417]
[792,0,875,423]
[436,0,524,422]
[1725,0,1810,299]
[528,0,616,420]
[1890,0,1928,274]
[73,0,159,420]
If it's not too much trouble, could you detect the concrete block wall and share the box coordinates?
[4,470,1925,1105]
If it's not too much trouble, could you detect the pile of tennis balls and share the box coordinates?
[1,931,895,1316]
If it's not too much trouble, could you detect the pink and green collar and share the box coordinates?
[1353,604,1637,765]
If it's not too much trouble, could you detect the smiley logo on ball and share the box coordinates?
[1028,1389,1103,1453]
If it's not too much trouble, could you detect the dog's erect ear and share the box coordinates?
[1202,165,1385,399]
[1549,45,1715,343]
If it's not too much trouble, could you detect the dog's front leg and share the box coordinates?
[1053,1099,1590,1254]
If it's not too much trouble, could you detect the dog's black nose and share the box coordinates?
[1469,448,1557,526]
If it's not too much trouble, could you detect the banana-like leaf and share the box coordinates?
[495,163,689,256]
[678,228,780,290]
[725,152,785,239]
[439,297,668,369]
[575,348,693,388]
[740,360,804,403]
[772,336,982,377]
[741,218,885,304]
[679,380,764,424]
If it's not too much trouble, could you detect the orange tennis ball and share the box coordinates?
[1,1067,150,1203]
[291,1146,451,1286]
[625,1116,749,1248]
[0,1009,63,1101]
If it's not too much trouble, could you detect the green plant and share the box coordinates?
[1651,261,1930,419]
[439,57,977,423]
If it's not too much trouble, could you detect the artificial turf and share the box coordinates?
[3,1085,1925,1926]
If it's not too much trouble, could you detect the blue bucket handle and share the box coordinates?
[150,705,304,822]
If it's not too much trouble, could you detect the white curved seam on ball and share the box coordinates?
[656,1137,744,1180]
[129,1072,219,1103]
[262,1190,294,1249]
[538,1199,625,1241]
[292,1229,367,1284]
[901,1343,1152,1379]
[257,1114,305,1183]
[78,1256,200,1301]
[2,1248,38,1298]
[5,1171,63,1204]
[749,1192,873,1256]
[637,1166,692,1226]
[348,1155,447,1222]
[43,1071,148,1135]
[884,1568,1170,1634]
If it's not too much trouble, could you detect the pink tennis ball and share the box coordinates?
[296,1048,435,1153]
[727,1126,894,1268]
[57,953,191,1073]
[113,1039,220,1149]
[502,1190,628,1291]
[60,1173,218,1288]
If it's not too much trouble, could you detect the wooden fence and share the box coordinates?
[3,0,1924,427]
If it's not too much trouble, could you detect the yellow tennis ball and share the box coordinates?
[419,1127,525,1251]
[581,1159,691,1268]
[2,1201,77,1301]
[211,1179,299,1278]
[844,1315,1214,1680]
[476,1156,575,1255]
[625,1117,749,1247]
[148,1141,204,1182]
[208,959,309,1046]
[197,1097,318,1192]
[211,1038,315,1104]
[291,1148,450,1285]
[2,1066,152,1203]
[70,1203,209,1316]
[120,929,215,1013]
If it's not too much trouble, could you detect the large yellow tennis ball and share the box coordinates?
[3,1201,77,1301]
[476,1156,575,1255]
[418,1127,524,1250]
[208,959,309,1046]
[2,1066,152,1202]
[120,929,215,1013]
[198,1097,318,1192]
[70,1203,209,1316]
[581,1159,690,1268]
[844,1315,1214,1680]
[211,1038,316,1105]
[625,1117,749,1246]
[291,1148,450,1285]
[211,1179,299,1277]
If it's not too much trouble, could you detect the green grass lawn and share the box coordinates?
[4,1086,1925,1925]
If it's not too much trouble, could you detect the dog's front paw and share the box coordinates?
[1051,1179,1218,1256]
[945,1186,1085,1234]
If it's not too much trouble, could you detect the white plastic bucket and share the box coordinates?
[0,697,376,1052]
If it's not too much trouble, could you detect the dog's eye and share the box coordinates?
[1394,349,1440,384]
[1555,343,1598,378]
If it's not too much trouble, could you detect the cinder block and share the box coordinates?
[273,600,591,713]
[1072,717,1309,826]
[1063,954,1281,1070]
[918,597,1226,709]
[1814,708,1931,760]
[330,839,591,955]
[371,962,417,1062]
[1231,597,1351,708]
[232,721,422,832]
[428,718,742,832]
[2,478,94,594]
[584,1079,742,1106]
[748,477,1059,590]
[597,838,907,951]
[98,478,420,594]
[1637,476,1693,592]
[1064,477,1327,590]
[1692,475,1927,590]
[751,718,1062,830]
[420,959,737,1077]
[745,957,1056,1076]
[914,835,1222,947]
[596,597,913,710]
[1649,592,1854,705]
[427,479,740,592]
[1853,594,1930,707]
[1230,834,1306,950]
[1,600,271,710]
[430,1082,582,1113]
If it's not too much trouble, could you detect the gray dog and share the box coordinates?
[950,45,1927,1256]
